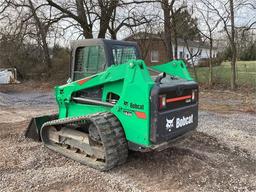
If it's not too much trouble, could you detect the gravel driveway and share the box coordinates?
[0,91,255,192]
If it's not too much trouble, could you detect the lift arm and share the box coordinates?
[150,60,193,80]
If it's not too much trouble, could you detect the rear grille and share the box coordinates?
[159,89,197,111]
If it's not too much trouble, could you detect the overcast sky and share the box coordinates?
[0,0,255,47]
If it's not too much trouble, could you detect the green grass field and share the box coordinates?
[190,61,256,87]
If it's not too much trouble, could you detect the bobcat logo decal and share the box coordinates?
[166,117,175,132]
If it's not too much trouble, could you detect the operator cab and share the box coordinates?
[70,39,141,81]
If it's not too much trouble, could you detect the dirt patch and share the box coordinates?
[199,89,256,113]
[0,80,65,93]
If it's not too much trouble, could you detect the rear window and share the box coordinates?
[111,45,137,65]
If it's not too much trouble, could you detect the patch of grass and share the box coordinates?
[190,61,256,88]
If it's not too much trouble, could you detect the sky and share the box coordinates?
[0,0,255,47]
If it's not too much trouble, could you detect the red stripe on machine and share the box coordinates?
[77,77,91,85]
[166,95,191,103]
[135,111,147,119]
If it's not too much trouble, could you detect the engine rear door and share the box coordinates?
[150,80,198,143]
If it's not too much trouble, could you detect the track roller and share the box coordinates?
[40,112,128,171]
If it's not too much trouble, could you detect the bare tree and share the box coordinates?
[108,3,153,40]
[0,0,32,71]
[199,0,255,89]
[46,0,157,40]
[0,0,10,17]
[160,0,174,60]
[229,0,237,90]
[160,1,195,60]
[27,0,53,70]
[195,1,221,87]
[10,0,64,71]
[98,0,119,38]
[184,39,205,81]
[200,0,238,89]
[170,4,187,58]
[45,0,120,39]
[239,1,256,56]
[0,0,65,74]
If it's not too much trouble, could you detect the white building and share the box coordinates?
[174,39,218,65]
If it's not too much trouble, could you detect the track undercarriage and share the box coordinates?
[40,112,128,171]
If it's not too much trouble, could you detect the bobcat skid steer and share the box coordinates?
[25,39,198,170]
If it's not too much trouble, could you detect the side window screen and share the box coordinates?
[112,45,137,65]
[74,45,105,80]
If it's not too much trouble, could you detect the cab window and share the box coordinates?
[74,45,106,80]
[112,45,137,65]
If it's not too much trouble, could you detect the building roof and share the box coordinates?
[124,32,216,50]
[70,38,137,48]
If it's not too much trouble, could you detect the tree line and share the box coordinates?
[0,0,255,89]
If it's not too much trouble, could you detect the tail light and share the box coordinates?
[191,89,198,101]
[159,95,166,109]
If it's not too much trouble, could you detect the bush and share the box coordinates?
[0,36,45,80]
[240,42,256,61]
[222,41,256,61]
[222,46,232,61]
[197,57,223,67]
[0,35,70,82]
[49,45,70,83]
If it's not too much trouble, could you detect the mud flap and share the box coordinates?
[25,114,58,141]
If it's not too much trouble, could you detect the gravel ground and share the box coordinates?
[0,91,55,106]
[0,91,255,192]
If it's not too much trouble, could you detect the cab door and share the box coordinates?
[73,45,106,81]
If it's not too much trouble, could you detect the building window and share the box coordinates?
[179,51,183,59]
[199,49,202,56]
[151,50,159,62]
[190,48,194,55]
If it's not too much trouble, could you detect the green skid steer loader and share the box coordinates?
[25,39,198,171]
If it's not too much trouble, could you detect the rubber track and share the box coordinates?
[102,113,128,165]
[41,112,128,171]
